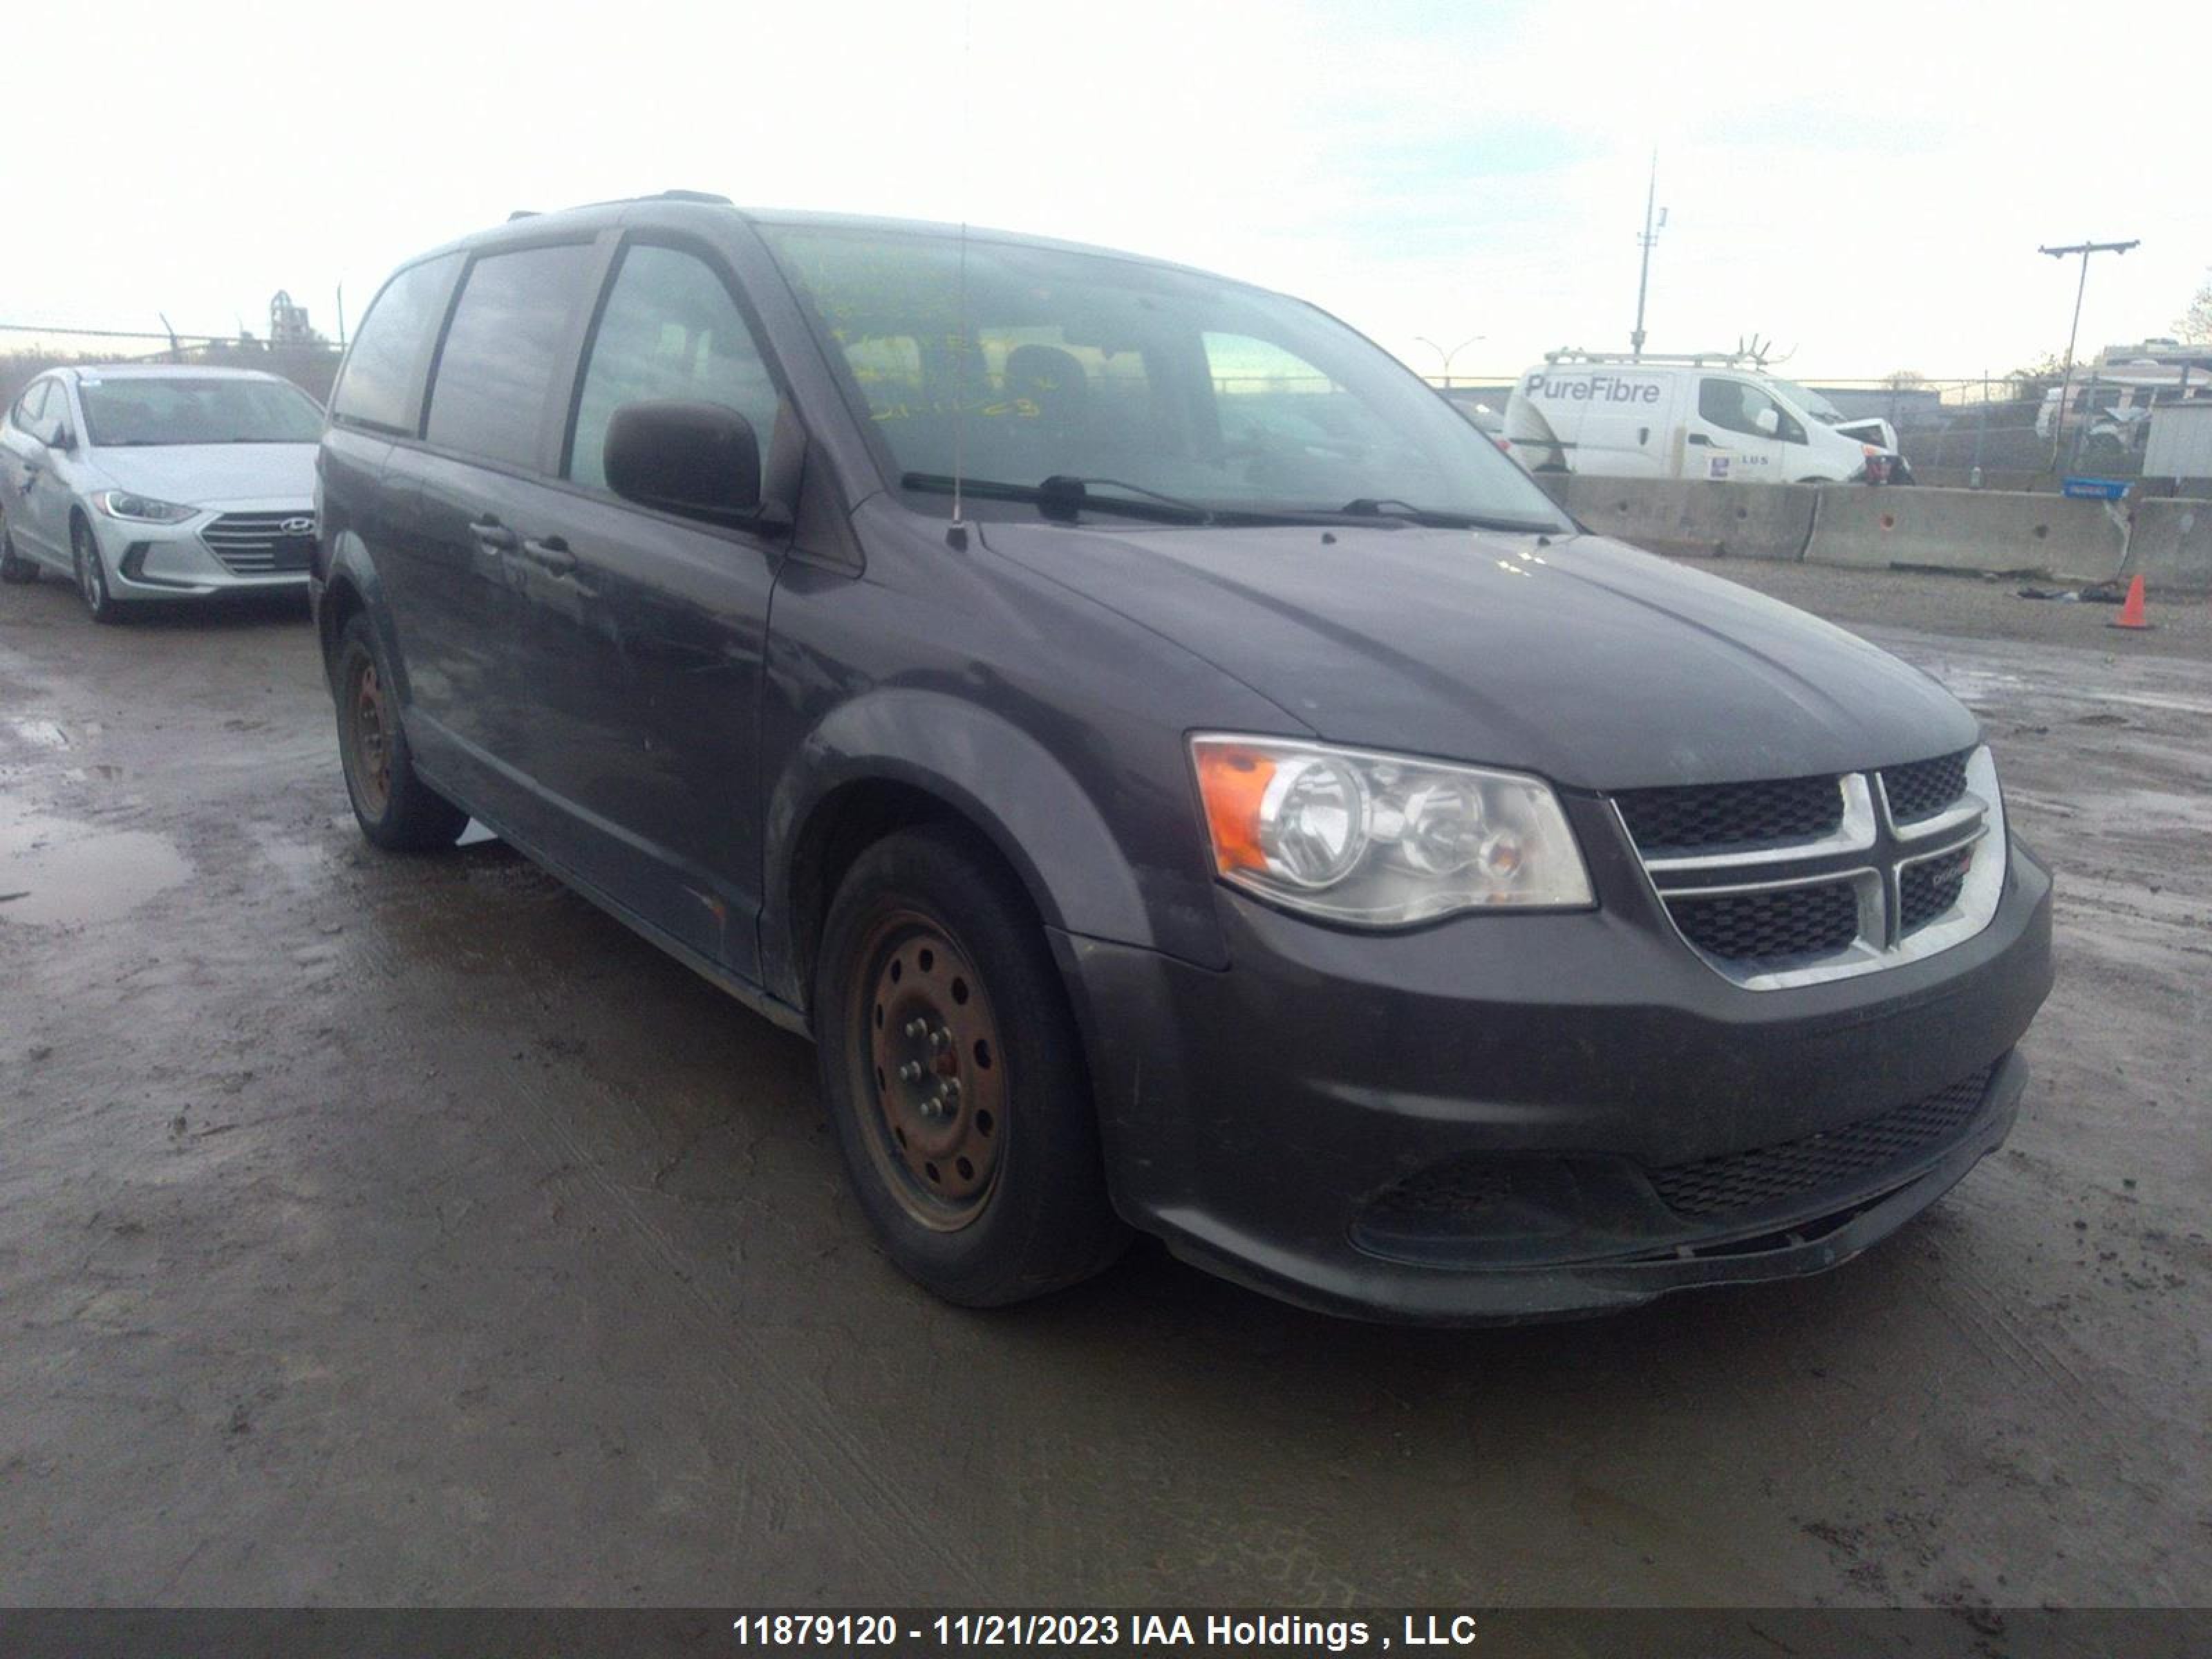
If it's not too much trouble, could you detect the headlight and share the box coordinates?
[95,490,197,524]
[1191,735,1593,925]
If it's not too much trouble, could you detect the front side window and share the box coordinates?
[332,254,460,433]
[78,377,324,447]
[762,225,1568,527]
[425,243,593,470]
[568,244,779,491]
[1698,378,1805,443]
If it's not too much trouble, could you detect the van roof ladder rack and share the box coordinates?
[1544,345,1779,369]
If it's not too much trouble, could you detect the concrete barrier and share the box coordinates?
[1562,477,1817,561]
[1802,485,2126,581]
[2122,498,2212,593]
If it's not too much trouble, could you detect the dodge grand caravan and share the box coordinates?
[312,194,2052,1322]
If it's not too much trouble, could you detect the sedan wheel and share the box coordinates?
[72,520,121,624]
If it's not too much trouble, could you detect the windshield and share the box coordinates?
[79,377,324,447]
[762,225,1568,528]
[1768,377,1845,424]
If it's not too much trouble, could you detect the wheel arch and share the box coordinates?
[762,690,1164,1014]
[318,533,412,703]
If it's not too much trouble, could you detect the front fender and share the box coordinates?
[760,687,1214,1009]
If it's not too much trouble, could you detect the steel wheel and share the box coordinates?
[342,654,393,820]
[851,908,1007,1230]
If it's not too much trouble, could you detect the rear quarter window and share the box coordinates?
[331,254,462,433]
[425,243,594,471]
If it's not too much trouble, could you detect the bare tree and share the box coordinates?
[2178,271,2212,345]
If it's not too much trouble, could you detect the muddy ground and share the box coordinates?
[0,559,2205,1609]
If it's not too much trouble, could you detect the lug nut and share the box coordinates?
[898,1060,924,1082]
[904,1018,928,1038]
[929,1026,951,1051]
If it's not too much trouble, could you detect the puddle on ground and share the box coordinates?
[0,791,191,926]
[248,823,333,892]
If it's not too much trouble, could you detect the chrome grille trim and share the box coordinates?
[200,510,317,576]
[1642,773,1879,876]
[1617,747,2007,991]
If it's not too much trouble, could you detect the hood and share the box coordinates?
[85,443,317,508]
[1830,416,1897,450]
[976,520,1976,790]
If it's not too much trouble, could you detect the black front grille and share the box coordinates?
[1669,881,1859,960]
[1613,774,1844,854]
[201,512,315,575]
[1647,1065,1997,1219]
[1882,750,1970,823]
[1900,846,1972,934]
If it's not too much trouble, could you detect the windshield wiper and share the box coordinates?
[902,472,1397,529]
[1340,497,1562,534]
[902,472,1211,524]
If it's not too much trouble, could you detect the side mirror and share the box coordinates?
[48,426,76,453]
[603,400,760,527]
[1753,406,1780,438]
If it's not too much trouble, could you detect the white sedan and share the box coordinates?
[0,364,323,621]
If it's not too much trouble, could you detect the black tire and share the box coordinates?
[0,523,37,585]
[812,825,1127,1306]
[332,612,469,851]
[72,517,122,623]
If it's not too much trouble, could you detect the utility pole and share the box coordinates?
[2038,238,2139,469]
[1630,152,1665,362]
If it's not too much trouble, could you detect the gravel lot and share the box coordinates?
[1,556,2204,1610]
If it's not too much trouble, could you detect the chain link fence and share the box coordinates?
[0,324,342,413]
[1421,368,2212,490]
[10,317,2204,491]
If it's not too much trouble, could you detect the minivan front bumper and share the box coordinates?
[1055,832,2052,1323]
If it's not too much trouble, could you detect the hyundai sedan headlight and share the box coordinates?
[1190,735,1593,925]
[95,490,198,524]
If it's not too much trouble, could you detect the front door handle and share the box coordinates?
[468,516,518,551]
[520,535,577,576]
[1686,433,1712,447]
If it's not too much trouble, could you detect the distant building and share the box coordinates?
[269,290,320,348]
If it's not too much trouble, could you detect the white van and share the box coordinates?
[1505,351,1904,484]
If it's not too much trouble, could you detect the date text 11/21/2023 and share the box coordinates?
[728,1611,1483,1649]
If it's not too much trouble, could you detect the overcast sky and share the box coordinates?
[10,0,2209,382]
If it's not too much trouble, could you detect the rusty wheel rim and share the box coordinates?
[850,908,1006,1231]
[344,654,393,818]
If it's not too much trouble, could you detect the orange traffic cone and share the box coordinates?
[2108,575,2151,631]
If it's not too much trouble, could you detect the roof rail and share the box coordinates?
[655,189,733,205]
[507,209,539,221]
[1543,346,1777,369]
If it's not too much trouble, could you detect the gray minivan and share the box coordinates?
[312,192,2052,1322]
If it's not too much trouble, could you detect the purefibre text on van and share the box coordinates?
[1524,372,1666,403]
